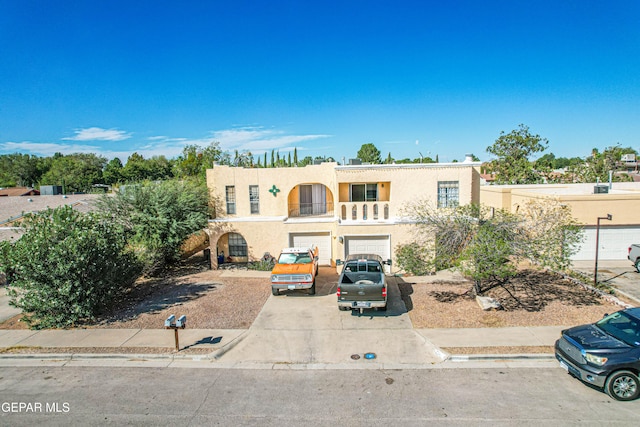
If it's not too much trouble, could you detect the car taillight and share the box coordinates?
[629,246,632,255]
[382,286,387,298]
[337,286,341,297]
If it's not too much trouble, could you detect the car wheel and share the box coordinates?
[635,259,640,273]
[271,288,280,296]
[308,282,316,295]
[605,370,640,401]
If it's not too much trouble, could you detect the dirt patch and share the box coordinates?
[401,269,631,329]
[1,256,271,330]
[1,261,633,334]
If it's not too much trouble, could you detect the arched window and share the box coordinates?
[373,204,379,220]
[352,204,357,220]
[384,204,389,220]
[341,204,347,220]
[228,233,247,256]
[363,204,368,220]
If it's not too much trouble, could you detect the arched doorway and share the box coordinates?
[215,232,248,264]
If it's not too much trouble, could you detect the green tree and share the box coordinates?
[293,147,298,165]
[401,199,582,295]
[96,179,210,275]
[103,157,124,185]
[40,153,107,193]
[357,143,382,164]
[0,153,45,188]
[486,124,549,184]
[173,142,222,180]
[121,152,150,183]
[385,153,393,164]
[0,206,142,328]
[146,155,174,180]
[570,144,637,183]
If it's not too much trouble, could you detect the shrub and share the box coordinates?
[395,242,432,275]
[0,206,142,329]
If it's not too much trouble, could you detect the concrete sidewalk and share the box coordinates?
[0,325,565,367]
[0,260,635,367]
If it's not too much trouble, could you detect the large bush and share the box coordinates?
[96,179,210,275]
[0,206,142,329]
[395,242,432,275]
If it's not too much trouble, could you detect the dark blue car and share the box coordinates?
[555,307,640,401]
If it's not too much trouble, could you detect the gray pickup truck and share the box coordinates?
[628,244,640,272]
[336,254,390,313]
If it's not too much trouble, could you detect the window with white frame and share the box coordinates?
[225,186,236,214]
[249,185,259,214]
[437,181,459,208]
[350,183,378,202]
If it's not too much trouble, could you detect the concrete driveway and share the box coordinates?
[572,260,640,304]
[216,273,446,367]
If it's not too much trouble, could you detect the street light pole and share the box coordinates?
[594,214,612,285]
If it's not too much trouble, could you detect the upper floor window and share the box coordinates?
[249,185,259,214]
[225,186,236,214]
[350,183,377,202]
[438,181,459,208]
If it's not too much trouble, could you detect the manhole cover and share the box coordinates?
[350,354,361,360]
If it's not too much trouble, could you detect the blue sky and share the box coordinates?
[1,1,639,163]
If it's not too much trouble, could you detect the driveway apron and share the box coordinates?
[217,277,446,366]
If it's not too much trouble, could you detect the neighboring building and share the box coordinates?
[480,182,640,261]
[0,187,40,197]
[0,194,101,242]
[206,157,481,272]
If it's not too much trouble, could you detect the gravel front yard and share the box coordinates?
[0,257,633,333]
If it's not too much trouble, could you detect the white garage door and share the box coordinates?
[344,235,391,271]
[572,226,640,261]
[290,232,331,265]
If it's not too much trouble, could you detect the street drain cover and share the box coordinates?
[350,354,361,360]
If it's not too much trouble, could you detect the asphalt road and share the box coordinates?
[0,366,638,425]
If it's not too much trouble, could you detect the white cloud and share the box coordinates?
[63,127,132,141]
[1,126,332,161]
[0,141,102,156]
[211,127,331,153]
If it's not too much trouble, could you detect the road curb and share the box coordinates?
[447,353,556,362]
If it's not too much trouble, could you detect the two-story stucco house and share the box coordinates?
[206,156,481,272]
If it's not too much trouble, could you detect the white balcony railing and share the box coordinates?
[338,202,390,221]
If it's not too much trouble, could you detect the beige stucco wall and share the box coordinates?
[207,162,481,270]
[480,184,640,226]
[207,163,338,218]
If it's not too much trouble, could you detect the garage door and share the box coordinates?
[344,235,391,272]
[290,232,331,265]
[572,226,640,261]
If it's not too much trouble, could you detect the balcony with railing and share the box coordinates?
[338,202,390,221]
[288,202,335,218]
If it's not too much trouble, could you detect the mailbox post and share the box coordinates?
[165,314,187,351]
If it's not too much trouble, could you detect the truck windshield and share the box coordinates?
[277,253,311,264]
[596,311,640,347]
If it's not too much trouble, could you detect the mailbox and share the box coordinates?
[164,314,176,328]
[176,315,187,329]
